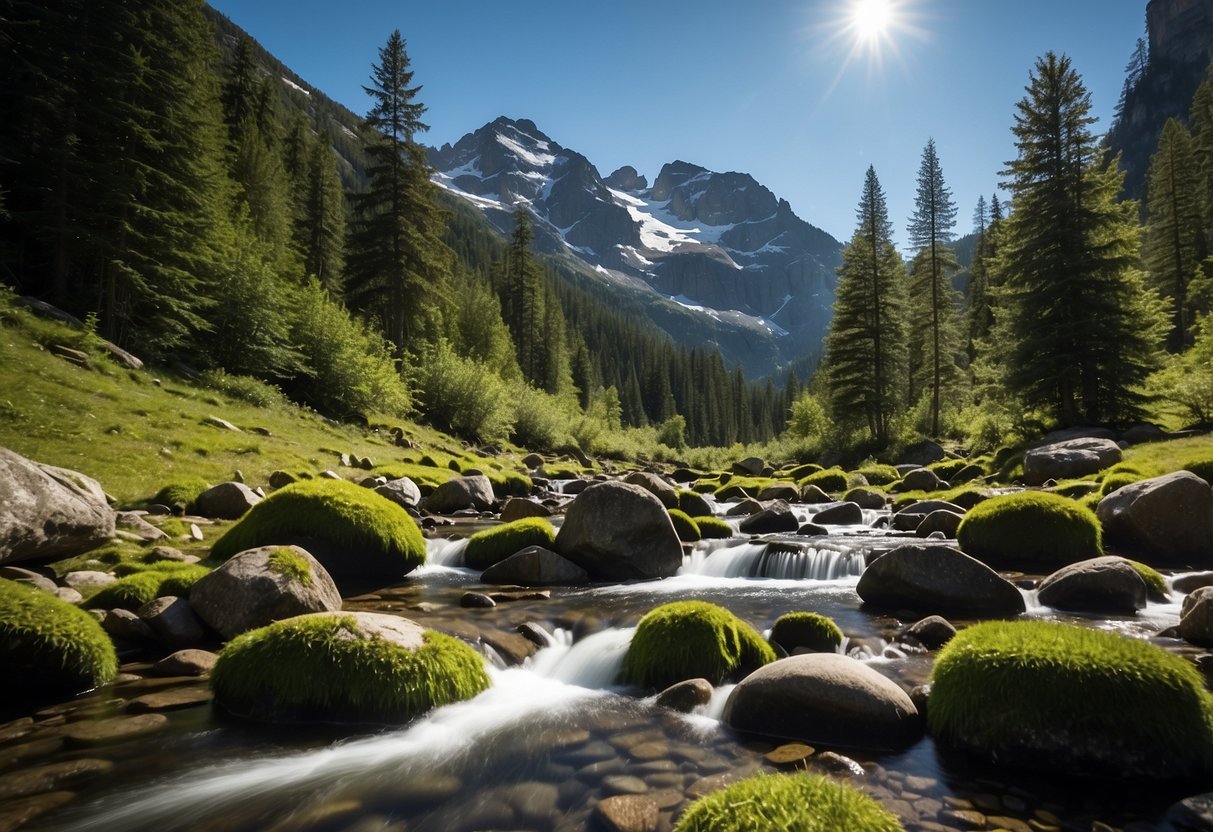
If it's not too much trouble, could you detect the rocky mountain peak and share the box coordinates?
[605,166,647,192]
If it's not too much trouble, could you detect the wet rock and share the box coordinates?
[64,714,167,747]
[723,653,922,750]
[593,794,659,832]
[1098,472,1213,566]
[0,790,75,831]
[799,484,833,504]
[101,608,155,643]
[1023,437,1122,486]
[846,488,887,510]
[732,457,765,477]
[812,502,864,525]
[797,522,829,536]
[757,483,799,502]
[461,591,496,608]
[900,468,945,492]
[941,807,987,828]
[858,543,1026,615]
[916,510,963,538]
[127,686,211,712]
[812,751,866,777]
[481,545,589,586]
[725,498,764,517]
[423,475,496,513]
[902,615,957,649]
[764,742,815,767]
[194,481,262,520]
[623,472,679,508]
[150,649,217,677]
[1170,792,1213,831]
[654,678,713,713]
[499,497,552,522]
[1176,573,1213,594]
[1181,587,1213,647]
[0,448,115,566]
[374,477,422,510]
[480,629,538,665]
[555,482,683,581]
[189,545,341,640]
[1037,556,1148,615]
[603,775,649,796]
[738,500,799,534]
[139,596,206,647]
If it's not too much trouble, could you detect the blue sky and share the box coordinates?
[208,0,1147,247]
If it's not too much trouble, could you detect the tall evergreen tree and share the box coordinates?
[906,138,960,435]
[1000,53,1166,425]
[346,29,450,353]
[823,166,906,446]
[1144,118,1204,351]
[502,208,546,386]
[302,139,347,292]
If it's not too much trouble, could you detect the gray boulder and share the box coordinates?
[1023,438,1123,486]
[499,497,552,522]
[916,510,963,539]
[481,546,589,586]
[799,484,833,504]
[856,544,1026,615]
[1098,472,1213,565]
[1037,556,1148,615]
[138,596,206,647]
[899,468,944,492]
[0,448,115,565]
[1180,587,1213,647]
[193,482,262,520]
[623,472,679,508]
[723,654,921,749]
[739,500,799,534]
[189,545,341,640]
[115,512,167,543]
[845,488,886,510]
[554,482,682,580]
[757,483,799,502]
[725,498,764,517]
[732,457,765,477]
[812,502,864,526]
[375,477,422,510]
[899,441,947,467]
[424,475,496,513]
[902,615,956,649]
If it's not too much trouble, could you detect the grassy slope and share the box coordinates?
[0,303,529,506]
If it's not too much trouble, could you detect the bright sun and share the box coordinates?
[852,0,894,43]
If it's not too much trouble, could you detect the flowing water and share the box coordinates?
[1,532,1200,831]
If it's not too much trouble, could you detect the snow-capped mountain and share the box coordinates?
[429,117,842,366]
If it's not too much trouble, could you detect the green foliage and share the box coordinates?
[211,614,489,723]
[620,601,775,690]
[0,578,118,702]
[927,459,968,479]
[693,516,734,539]
[268,547,313,587]
[412,339,514,442]
[1128,560,1168,600]
[798,468,848,493]
[957,491,1101,566]
[1151,314,1213,424]
[856,463,900,486]
[785,393,828,445]
[769,612,843,653]
[199,369,288,409]
[667,509,701,542]
[673,773,904,832]
[1100,471,1144,496]
[211,479,425,577]
[657,414,688,450]
[463,518,555,570]
[510,386,569,450]
[153,477,210,510]
[929,620,1213,778]
[85,565,210,610]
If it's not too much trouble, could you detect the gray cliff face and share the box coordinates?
[429,117,842,368]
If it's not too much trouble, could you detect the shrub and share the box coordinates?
[798,468,848,493]
[668,509,701,542]
[694,516,734,539]
[85,565,211,610]
[199,369,287,409]
[510,385,570,450]
[1,578,118,702]
[152,477,209,511]
[412,339,514,442]
[463,518,556,570]
[673,772,904,832]
[656,414,687,450]
[856,463,900,486]
[620,601,775,690]
[769,612,843,653]
[929,620,1213,779]
[210,613,489,723]
[211,479,425,580]
[956,491,1101,566]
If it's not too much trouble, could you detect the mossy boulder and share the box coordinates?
[1,577,117,703]
[855,464,901,486]
[1097,472,1213,566]
[210,479,426,584]
[694,516,734,539]
[677,489,714,518]
[463,518,556,571]
[673,772,904,832]
[84,565,211,611]
[769,612,843,654]
[929,620,1213,779]
[798,468,848,493]
[620,601,775,691]
[152,477,210,513]
[1035,556,1147,615]
[668,509,701,542]
[956,491,1101,567]
[210,611,489,724]
[1023,437,1122,486]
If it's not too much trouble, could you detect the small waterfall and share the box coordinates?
[681,540,866,581]
[425,537,468,567]
[526,627,635,689]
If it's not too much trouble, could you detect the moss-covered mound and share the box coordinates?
[620,601,775,690]
[1,578,117,703]
[151,477,209,512]
[84,564,211,610]
[673,772,904,832]
[956,491,1101,566]
[488,470,532,498]
[856,464,901,486]
[668,509,701,542]
[211,612,489,724]
[694,516,734,539]
[787,463,824,480]
[463,517,556,570]
[927,459,969,480]
[210,479,425,581]
[798,468,848,493]
[769,612,843,654]
[1128,559,1169,601]
[929,620,1213,779]
[1100,472,1144,496]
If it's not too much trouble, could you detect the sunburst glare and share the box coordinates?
[810,0,927,97]
[852,0,894,43]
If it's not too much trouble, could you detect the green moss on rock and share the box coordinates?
[668,509,701,542]
[673,772,904,832]
[694,516,734,539]
[488,470,532,498]
[1128,560,1168,601]
[210,612,489,724]
[856,464,901,486]
[929,620,1213,779]
[1100,472,1144,496]
[210,479,425,580]
[152,477,209,511]
[620,601,775,690]
[85,565,211,610]
[769,612,843,653]
[956,491,1101,566]
[1,578,118,702]
[463,518,556,570]
[268,546,314,587]
[798,468,848,493]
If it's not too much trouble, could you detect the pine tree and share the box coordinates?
[906,138,960,435]
[302,139,347,292]
[346,29,451,353]
[502,208,546,385]
[1001,52,1166,425]
[1144,118,1204,351]
[823,166,906,445]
